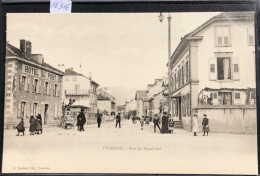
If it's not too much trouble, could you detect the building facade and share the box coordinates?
[169,12,256,133]
[135,90,147,117]
[5,40,64,128]
[63,68,99,118]
[97,88,116,121]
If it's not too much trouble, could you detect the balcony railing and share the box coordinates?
[65,90,90,95]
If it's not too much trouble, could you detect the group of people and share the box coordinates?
[76,109,122,131]
[192,113,210,136]
[16,114,43,136]
[135,112,210,136]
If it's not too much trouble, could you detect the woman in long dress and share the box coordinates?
[16,118,25,136]
[192,113,199,136]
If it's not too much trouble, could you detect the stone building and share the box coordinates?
[169,12,256,133]
[5,40,64,128]
[63,68,99,118]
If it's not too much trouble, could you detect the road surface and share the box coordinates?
[2,119,258,174]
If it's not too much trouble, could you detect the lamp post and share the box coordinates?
[159,12,172,133]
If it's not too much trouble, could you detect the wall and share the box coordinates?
[5,60,63,128]
[183,106,257,133]
[196,20,256,91]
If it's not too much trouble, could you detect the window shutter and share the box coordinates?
[209,58,217,80]
[233,57,240,81]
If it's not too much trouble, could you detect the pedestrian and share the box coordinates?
[36,114,43,134]
[97,109,102,128]
[78,108,86,131]
[76,113,80,131]
[115,113,121,128]
[153,114,161,133]
[16,118,25,136]
[161,112,168,134]
[202,114,210,136]
[140,116,145,130]
[192,113,199,136]
[29,115,36,135]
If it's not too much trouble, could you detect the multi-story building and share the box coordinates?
[5,40,64,128]
[169,12,256,133]
[97,88,116,120]
[135,90,147,117]
[146,78,166,117]
[125,100,137,117]
[63,68,99,118]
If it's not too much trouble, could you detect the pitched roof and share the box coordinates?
[6,42,64,75]
[169,12,254,65]
[135,90,147,100]
[65,68,100,86]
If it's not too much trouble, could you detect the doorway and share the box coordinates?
[44,104,49,125]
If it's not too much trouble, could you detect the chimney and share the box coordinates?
[32,54,44,64]
[25,41,32,58]
[20,39,26,55]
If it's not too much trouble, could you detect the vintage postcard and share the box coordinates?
[2,12,258,174]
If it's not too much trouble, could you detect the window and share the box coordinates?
[33,79,39,93]
[218,92,232,105]
[215,26,231,46]
[20,76,26,91]
[181,66,184,85]
[186,62,189,82]
[234,64,239,72]
[250,92,256,105]
[45,81,49,95]
[217,58,231,80]
[248,27,254,45]
[210,64,215,73]
[20,102,26,117]
[54,84,58,96]
[235,93,240,99]
[174,74,177,90]
[75,84,80,94]
[251,92,256,99]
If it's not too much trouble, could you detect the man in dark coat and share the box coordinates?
[161,112,168,134]
[16,118,25,136]
[202,114,210,136]
[153,114,161,133]
[97,109,102,128]
[115,113,121,128]
[78,108,86,131]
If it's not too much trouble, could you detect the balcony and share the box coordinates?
[65,90,90,96]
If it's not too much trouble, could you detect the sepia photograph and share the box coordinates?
[2,11,258,174]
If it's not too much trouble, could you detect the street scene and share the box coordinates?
[2,12,258,174]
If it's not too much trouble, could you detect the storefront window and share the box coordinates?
[218,92,232,105]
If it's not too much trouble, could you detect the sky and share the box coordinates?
[6,12,221,104]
